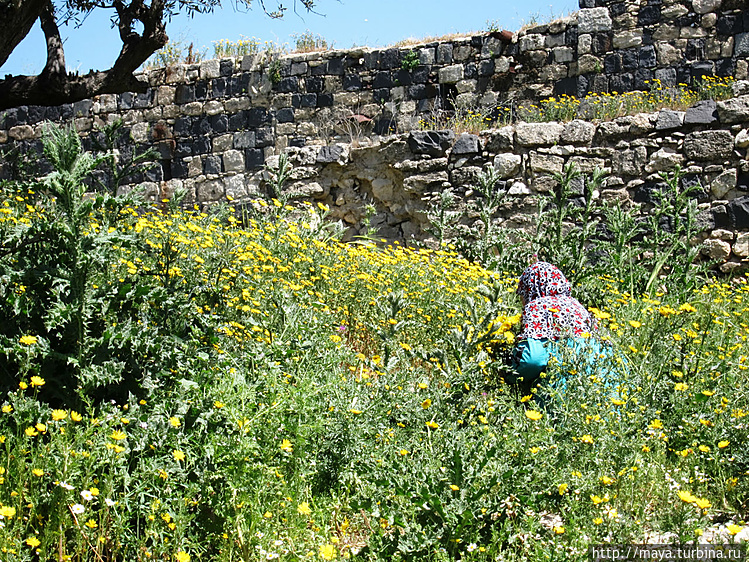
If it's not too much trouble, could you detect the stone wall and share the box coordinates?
[1,0,749,268]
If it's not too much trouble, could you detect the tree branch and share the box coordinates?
[39,0,67,78]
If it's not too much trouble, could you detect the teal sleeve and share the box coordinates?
[512,338,551,383]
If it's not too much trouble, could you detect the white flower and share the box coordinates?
[70,504,85,515]
[57,481,74,491]
[467,543,478,552]
[81,490,94,501]
[105,498,116,507]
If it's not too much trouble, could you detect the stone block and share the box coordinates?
[729,197,749,229]
[515,122,563,146]
[438,64,465,84]
[452,133,481,155]
[692,0,721,14]
[560,120,596,145]
[684,100,718,124]
[733,232,749,257]
[717,95,749,124]
[199,59,221,80]
[578,8,613,33]
[711,168,737,198]
[494,154,522,178]
[553,46,575,63]
[614,31,643,49]
[529,151,564,175]
[684,130,734,160]
[645,148,684,173]
[519,34,546,51]
[407,131,456,157]
[223,150,245,173]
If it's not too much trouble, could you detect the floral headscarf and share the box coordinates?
[517,261,595,340]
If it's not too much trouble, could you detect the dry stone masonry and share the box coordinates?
[1,0,749,268]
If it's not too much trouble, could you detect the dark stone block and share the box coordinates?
[45,106,60,121]
[276,77,299,93]
[716,58,735,77]
[676,65,691,85]
[317,145,344,163]
[577,74,591,97]
[300,93,317,107]
[73,99,93,116]
[622,49,639,70]
[232,74,251,95]
[640,45,657,68]
[554,76,577,96]
[638,4,661,25]
[317,93,334,107]
[60,104,74,120]
[144,164,163,182]
[676,13,698,27]
[452,133,481,155]
[194,136,211,154]
[255,128,274,147]
[728,196,749,229]
[373,72,393,89]
[610,2,627,16]
[633,181,666,204]
[686,39,705,61]
[233,131,256,149]
[464,62,477,80]
[220,59,234,77]
[566,26,579,45]
[204,154,222,175]
[691,61,714,80]
[310,63,327,76]
[417,98,432,112]
[737,173,749,191]
[27,106,45,124]
[212,77,227,97]
[291,94,302,108]
[478,59,495,77]
[605,54,621,74]
[408,130,456,157]
[343,74,361,90]
[634,68,654,89]
[364,51,379,70]
[437,43,453,64]
[175,141,192,158]
[289,136,307,148]
[195,117,212,136]
[195,80,209,100]
[713,204,730,229]
[395,68,413,85]
[412,65,431,83]
[171,159,189,179]
[471,36,484,48]
[373,88,390,103]
[685,100,718,124]
[610,73,633,93]
[134,91,152,109]
[228,111,247,131]
[175,84,196,104]
[209,114,228,134]
[276,108,295,123]
[373,117,396,135]
[245,148,265,169]
[579,0,595,8]
[591,32,613,54]
[247,108,269,127]
[324,58,342,75]
[409,83,438,100]
[380,48,400,69]
[119,92,134,110]
[306,76,325,93]
[642,29,654,45]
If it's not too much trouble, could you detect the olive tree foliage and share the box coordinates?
[0,0,316,110]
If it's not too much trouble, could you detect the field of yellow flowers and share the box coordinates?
[0,125,747,561]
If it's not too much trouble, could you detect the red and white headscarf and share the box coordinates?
[517,261,596,340]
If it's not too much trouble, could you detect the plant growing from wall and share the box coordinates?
[401,50,420,72]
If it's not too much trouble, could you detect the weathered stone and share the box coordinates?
[371,178,393,201]
[655,109,685,130]
[716,95,749,124]
[684,100,718,124]
[223,150,245,173]
[646,148,684,172]
[613,147,648,176]
[711,229,734,241]
[508,181,531,195]
[493,153,522,178]
[613,31,643,49]
[407,131,456,157]
[529,152,564,175]
[711,168,737,198]
[702,238,732,260]
[692,0,721,14]
[452,133,481,155]
[728,197,749,229]
[402,172,450,193]
[438,65,464,84]
[577,54,603,74]
[733,232,749,257]
[684,130,734,160]
[515,122,563,147]
[200,60,221,80]
[317,144,348,164]
[8,125,35,141]
[578,8,613,33]
[197,178,225,201]
[519,34,546,51]
[560,120,596,145]
[734,32,749,56]
[735,129,749,148]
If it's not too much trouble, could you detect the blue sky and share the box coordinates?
[2,0,578,77]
